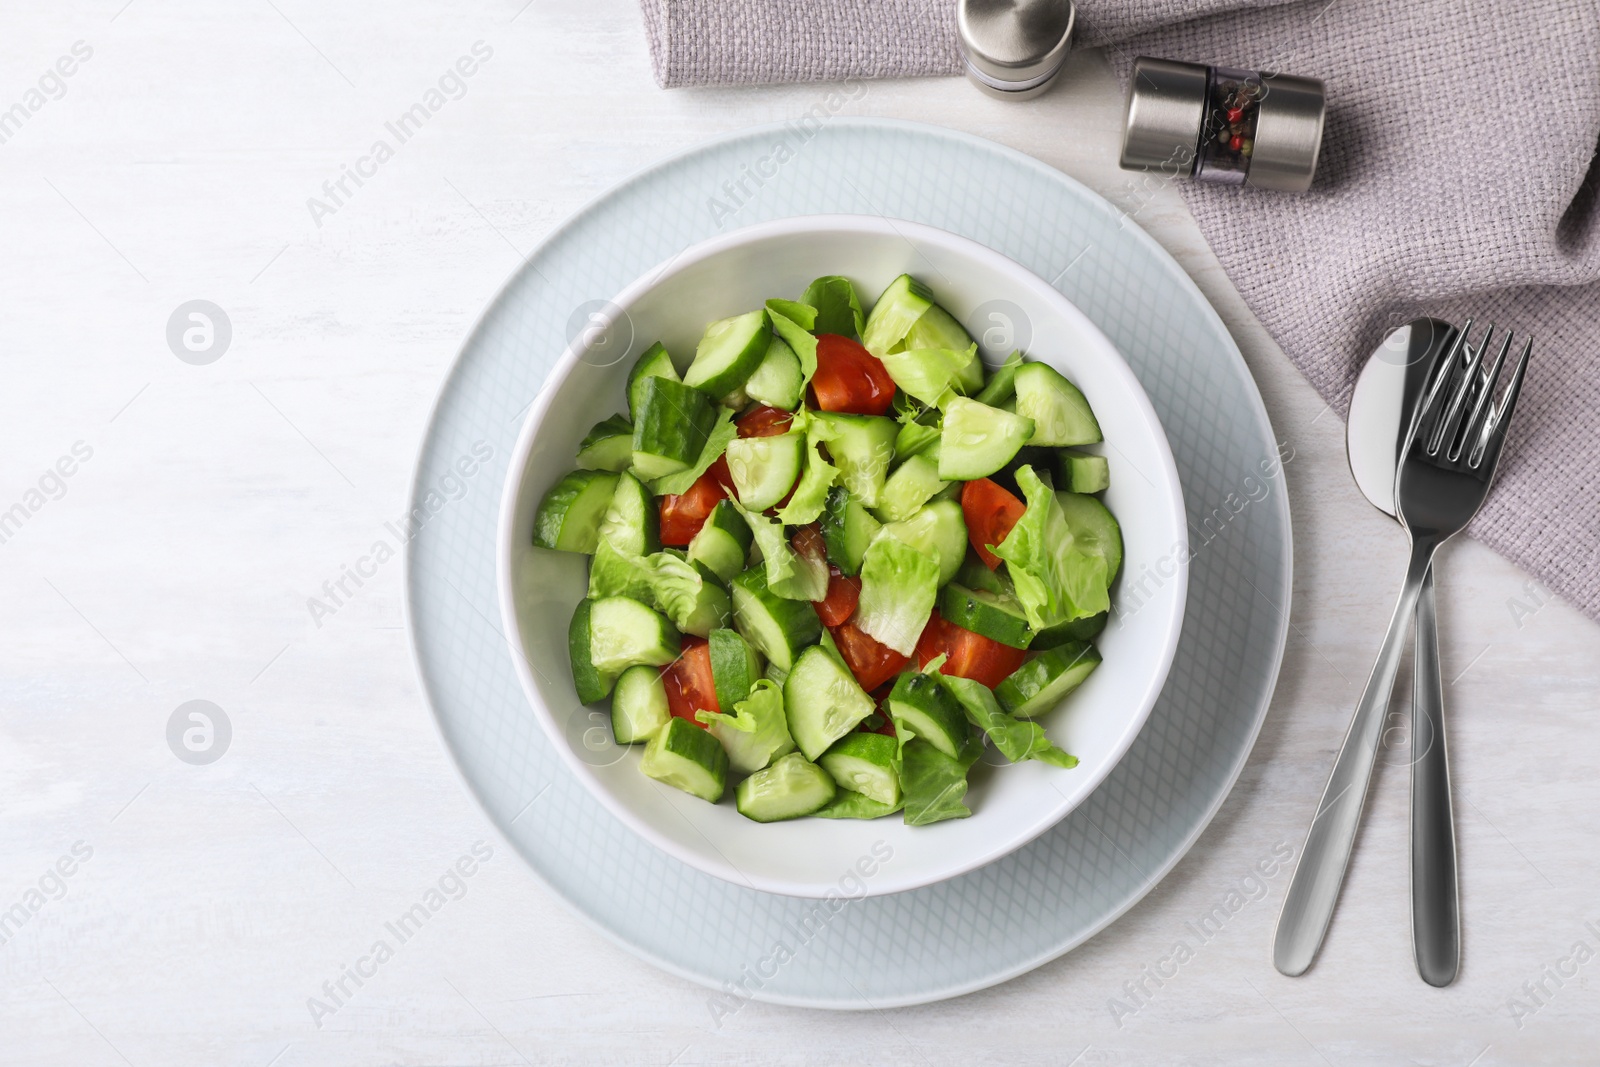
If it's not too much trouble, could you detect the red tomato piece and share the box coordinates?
[662,637,717,727]
[915,610,1028,690]
[815,567,862,627]
[961,478,1027,570]
[811,334,896,416]
[829,620,911,693]
[659,456,732,546]
[736,405,794,438]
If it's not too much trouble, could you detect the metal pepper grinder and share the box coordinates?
[956,0,1076,100]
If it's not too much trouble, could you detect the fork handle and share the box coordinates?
[1411,568,1460,985]
[1274,536,1439,976]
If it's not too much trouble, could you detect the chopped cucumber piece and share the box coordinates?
[939,397,1035,481]
[820,485,881,577]
[861,274,935,357]
[810,412,898,508]
[611,664,670,743]
[995,640,1102,718]
[819,732,901,807]
[905,303,984,393]
[886,670,970,759]
[973,351,1024,407]
[640,717,728,803]
[1055,490,1123,580]
[763,659,789,687]
[731,567,822,672]
[954,551,1006,594]
[735,752,836,822]
[877,499,967,587]
[598,470,659,557]
[647,552,730,637]
[874,451,949,524]
[533,470,619,553]
[708,627,761,711]
[743,334,804,409]
[698,677,795,775]
[854,534,939,656]
[567,598,616,704]
[684,309,771,397]
[938,582,1034,649]
[813,790,902,819]
[575,415,635,472]
[1031,611,1108,649]
[587,537,653,602]
[649,407,737,497]
[725,431,804,511]
[783,645,876,760]
[588,596,680,674]
[1056,448,1109,494]
[626,342,679,423]
[1014,362,1102,446]
[878,344,978,405]
[631,376,718,481]
[802,275,866,337]
[686,499,752,584]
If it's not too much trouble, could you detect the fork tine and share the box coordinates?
[1450,329,1512,461]
[1470,335,1533,469]
[1430,323,1489,455]
[1412,318,1472,449]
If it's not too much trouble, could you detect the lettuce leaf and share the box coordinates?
[877,344,978,405]
[774,438,839,525]
[730,499,828,602]
[813,790,901,819]
[766,301,819,384]
[801,276,866,338]
[854,534,939,656]
[939,674,1078,769]
[900,737,979,826]
[695,678,796,775]
[991,465,1110,629]
[644,551,730,637]
[650,406,737,496]
[587,537,654,602]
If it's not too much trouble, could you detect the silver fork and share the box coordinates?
[1275,323,1533,977]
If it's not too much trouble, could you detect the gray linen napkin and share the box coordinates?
[638,0,1600,623]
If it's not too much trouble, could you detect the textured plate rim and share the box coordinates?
[402,117,1292,1009]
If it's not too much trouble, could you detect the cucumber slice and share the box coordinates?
[877,344,977,406]
[954,551,1005,595]
[904,303,983,393]
[1031,611,1108,649]
[818,732,901,806]
[686,499,752,584]
[611,664,670,743]
[575,415,635,472]
[731,567,822,672]
[813,790,902,819]
[597,470,659,557]
[735,752,837,822]
[683,309,770,397]
[874,452,948,524]
[939,397,1036,481]
[763,659,789,687]
[640,717,728,803]
[820,485,881,577]
[725,431,804,511]
[861,274,935,357]
[877,499,967,588]
[810,412,898,508]
[995,640,1103,718]
[783,645,876,760]
[886,670,970,759]
[938,582,1034,649]
[708,627,761,711]
[801,275,866,338]
[587,596,681,674]
[1056,448,1109,494]
[567,598,616,704]
[626,342,679,423]
[743,334,804,409]
[1055,491,1123,580]
[1014,362,1102,446]
[631,376,718,481]
[973,351,1024,407]
[533,470,619,553]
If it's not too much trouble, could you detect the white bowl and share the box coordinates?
[497,215,1187,898]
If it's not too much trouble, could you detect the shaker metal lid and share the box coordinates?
[1120,57,1208,174]
[957,0,1075,98]
[1247,72,1326,192]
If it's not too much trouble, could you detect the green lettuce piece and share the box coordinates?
[854,534,939,656]
[729,499,827,602]
[991,465,1110,629]
[587,537,654,602]
[645,551,730,637]
[900,737,979,826]
[695,678,796,775]
[767,302,819,385]
[939,674,1078,769]
[813,790,901,819]
[775,438,839,525]
[801,276,866,338]
[877,344,978,405]
[650,406,737,496]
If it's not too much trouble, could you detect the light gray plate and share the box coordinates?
[404,118,1291,1009]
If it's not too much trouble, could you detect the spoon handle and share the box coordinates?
[1274,537,1438,977]
[1411,568,1460,985]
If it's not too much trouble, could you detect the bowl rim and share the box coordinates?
[495,213,1189,898]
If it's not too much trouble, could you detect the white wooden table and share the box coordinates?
[3,2,1597,1063]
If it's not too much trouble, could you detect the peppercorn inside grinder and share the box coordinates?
[1120,56,1326,192]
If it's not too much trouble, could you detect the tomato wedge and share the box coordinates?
[915,610,1028,690]
[961,477,1027,570]
[811,334,896,416]
[736,405,794,438]
[815,566,862,627]
[659,456,732,546]
[829,620,911,692]
[662,637,717,726]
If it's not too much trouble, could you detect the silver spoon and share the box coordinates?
[1344,318,1460,986]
